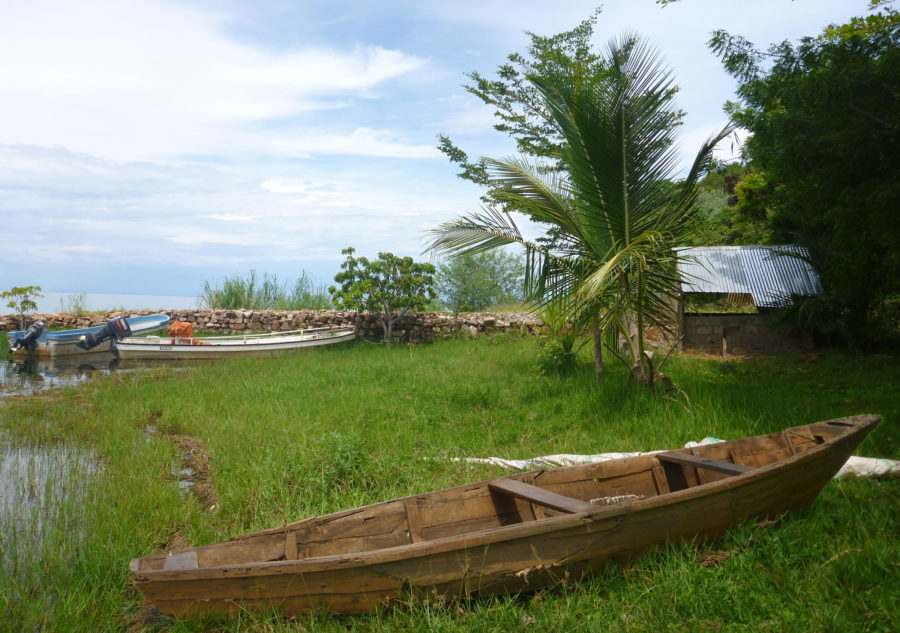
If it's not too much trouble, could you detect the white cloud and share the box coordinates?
[0,0,427,161]
[267,128,441,159]
[201,213,257,222]
[0,144,470,273]
[434,96,498,136]
[261,180,311,194]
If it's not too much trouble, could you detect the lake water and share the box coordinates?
[0,430,99,580]
[1,353,117,397]
[33,291,201,314]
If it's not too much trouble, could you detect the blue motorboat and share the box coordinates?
[7,314,171,356]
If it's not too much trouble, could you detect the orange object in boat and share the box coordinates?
[167,321,209,345]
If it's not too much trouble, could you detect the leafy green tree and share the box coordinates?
[824,1,899,40]
[688,166,774,246]
[2,285,43,329]
[430,35,733,386]
[329,248,436,346]
[439,9,606,181]
[710,13,900,347]
[436,250,523,314]
[438,9,681,235]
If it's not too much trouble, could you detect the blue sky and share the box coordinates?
[0,0,863,297]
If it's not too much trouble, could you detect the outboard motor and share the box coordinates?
[9,319,46,353]
[77,316,132,351]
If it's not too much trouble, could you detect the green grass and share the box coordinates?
[0,337,898,632]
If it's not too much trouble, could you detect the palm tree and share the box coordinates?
[428,34,734,385]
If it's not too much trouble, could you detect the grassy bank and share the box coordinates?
[1,338,897,632]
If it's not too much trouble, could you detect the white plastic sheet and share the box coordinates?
[455,436,899,480]
[835,456,900,479]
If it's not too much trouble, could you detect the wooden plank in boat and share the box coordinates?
[489,478,595,513]
[197,533,286,567]
[535,454,659,484]
[305,532,412,558]
[785,430,820,454]
[285,531,298,560]
[420,508,557,541]
[576,471,659,500]
[303,506,407,543]
[163,551,198,571]
[657,452,752,475]
[404,499,426,544]
[651,466,671,495]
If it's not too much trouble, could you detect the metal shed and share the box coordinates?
[675,245,821,309]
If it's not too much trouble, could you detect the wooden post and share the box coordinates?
[722,328,728,357]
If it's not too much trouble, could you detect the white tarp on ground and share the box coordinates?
[454,437,900,479]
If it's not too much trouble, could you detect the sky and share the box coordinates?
[0,0,864,298]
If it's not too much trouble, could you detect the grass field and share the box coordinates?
[1,336,897,632]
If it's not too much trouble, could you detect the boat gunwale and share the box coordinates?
[130,415,879,581]
[117,327,355,347]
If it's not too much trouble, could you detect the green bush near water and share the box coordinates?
[0,338,897,632]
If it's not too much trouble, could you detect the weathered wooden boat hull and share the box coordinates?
[113,328,355,360]
[130,415,878,617]
[8,314,171,357]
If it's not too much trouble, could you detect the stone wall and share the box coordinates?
[681,313,813,355]
[2,309,814,354]
[1,309,544,344]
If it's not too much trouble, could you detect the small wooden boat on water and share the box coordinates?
[130,414,878,617]
[112,326,355,360]
[7,314,170,357]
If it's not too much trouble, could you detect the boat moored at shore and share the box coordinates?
[112,325,355,360]
[7,314,171,357]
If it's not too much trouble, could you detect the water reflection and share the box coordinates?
[0,432,100,580]
[1,352,117,397]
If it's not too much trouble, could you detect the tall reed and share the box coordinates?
[57,291,90,315]
[200,270,332,310]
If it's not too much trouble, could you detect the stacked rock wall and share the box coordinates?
[2,309,814,353]
[1,310,544,344]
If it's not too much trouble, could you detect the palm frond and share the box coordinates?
[484,157,582,238]
[425,205,526,256]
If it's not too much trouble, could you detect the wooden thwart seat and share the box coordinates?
[657,452,752,476]
[489,478,596,514]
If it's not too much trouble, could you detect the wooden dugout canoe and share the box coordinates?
[130,414,878,617]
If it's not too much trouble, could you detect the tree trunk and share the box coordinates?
[593,325,604,383]
[382,316,393,347]
[625,315,644,381]
[643,350,655,391]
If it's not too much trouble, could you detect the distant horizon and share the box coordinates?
[2,260,342,298]
[25,290,203,314]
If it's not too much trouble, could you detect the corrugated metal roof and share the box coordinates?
[675,245,821,308]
